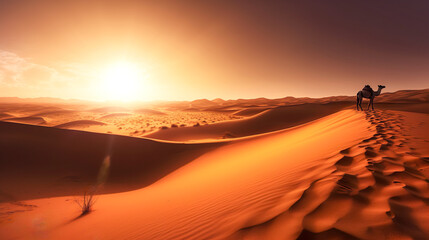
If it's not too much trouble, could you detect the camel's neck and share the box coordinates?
[374,87,383,96]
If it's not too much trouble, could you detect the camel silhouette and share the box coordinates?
[356,85,385,111]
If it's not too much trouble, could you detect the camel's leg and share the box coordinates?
[356,96,359,111]
[367,99,371,111]
[358,97,363,111]
[357,92,364,111]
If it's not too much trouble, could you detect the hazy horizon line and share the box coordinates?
[0,87,427,104]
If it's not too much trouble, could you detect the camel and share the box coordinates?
[357,85,385,111]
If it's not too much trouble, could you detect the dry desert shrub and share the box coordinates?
[75,155,110,216]
[76,188,97,215]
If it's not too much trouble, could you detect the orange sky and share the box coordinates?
[0,1,428,101]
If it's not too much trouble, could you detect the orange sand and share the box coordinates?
[0,90,428,239]
[0,110,373,239]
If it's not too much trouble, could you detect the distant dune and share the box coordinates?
[0,103,64,115]
[99,113,132,119]
[233,107,272,117]
[90,106,130,113]
[54,120,107,129]
[3,116,46,124]
[201,106,239,113]
[212,98,226,104]
[190,99,220,108]
[146,102,352,141]
[0,89,427,112]
[134,108,167,115]
[377,89,429,103]
[0,112,13,119]
[30,109,77,117]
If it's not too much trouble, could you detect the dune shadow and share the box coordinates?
[0,121,226,201]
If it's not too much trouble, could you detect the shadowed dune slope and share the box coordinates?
[0,122,225,201]
[146,102,352,141]
[233,107,272,117]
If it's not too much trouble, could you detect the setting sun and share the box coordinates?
[99,61,143,101]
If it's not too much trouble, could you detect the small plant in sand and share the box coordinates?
[76,155,110,216]
[76,187,97,215]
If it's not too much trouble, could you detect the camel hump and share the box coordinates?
[363,85,374,93]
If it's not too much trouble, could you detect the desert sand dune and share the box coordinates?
[0,91,428,239]
[232,107,272,117]
[0,109,375,239]
[0,108,428,239]
[200,106,240,113]
[391,110,429,155]
[0,102,235,135]
[98,113,132,119]
[54,120,107,129]
[232,110,429,240]
[190,99,220,108]
[0,103,64,115]
[29,109,77,117]
[377,89,429,103]
[133,108,166,115]
[147,89,428,112]
[2,116,46,124]
[0,122,225,202]
[90,106,130,113]
[146,102,352,141]
[0,89,426,138]
[0,112,13,119]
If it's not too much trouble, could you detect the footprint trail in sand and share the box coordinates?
[301,110,429,239]
[236,110,429,240]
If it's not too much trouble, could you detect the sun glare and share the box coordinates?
[99,61,143,101]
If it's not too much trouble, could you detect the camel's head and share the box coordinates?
[378,85,386,89]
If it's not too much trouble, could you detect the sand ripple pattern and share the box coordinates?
[231,110,429,240]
